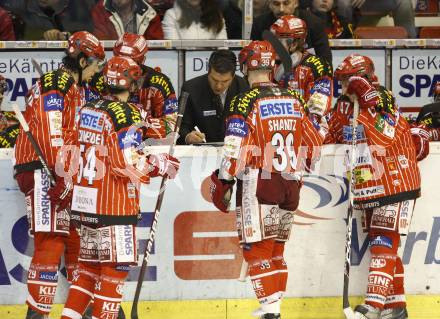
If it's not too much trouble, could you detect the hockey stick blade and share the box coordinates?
[343,307,356,319]
[31,58,44,77]
[238,260,248,282]
[12,103,56,185]
[262,30,292,74]
[130,92,189,319]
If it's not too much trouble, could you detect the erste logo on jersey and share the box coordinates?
[226,118,248,137]
[80,109,104,132]
[43,93,64,111]
[259,99,301,119]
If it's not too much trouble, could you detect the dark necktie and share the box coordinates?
[213,94,223,119]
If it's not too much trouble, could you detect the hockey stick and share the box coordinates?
[342,99,359,319]
[130,92,189,319]
[262,30,292,77]
[12,103,56,186]
[31,58,44,77]
[238,259,248,282]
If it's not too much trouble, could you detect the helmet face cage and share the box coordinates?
[239,41,276,73]
[113,33,148,65]
[335,54,375,82]
[270,15,307,44]
[67,31,105,61]
[104,56,143,90]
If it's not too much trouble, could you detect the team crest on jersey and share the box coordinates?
[310,79,331,96]
[259,99,301,119]
[43,93,64,111]
[118,129,142,149]
[80,109,104,132]
[226,118,248,137]
[164,97,178,115]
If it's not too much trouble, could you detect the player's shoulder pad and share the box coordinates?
[377,86,397,114]
[89,71,106,94]
[40,69,75,95]
[227,88,260,118]
[286,88,306,106]
[144,66,175,97]
[302,54,333,78]
[98,99,143,132]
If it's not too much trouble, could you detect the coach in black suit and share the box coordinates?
[178,50,249,144]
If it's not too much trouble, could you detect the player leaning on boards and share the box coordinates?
[270,15,334,119]
[326,54,429,319]
[13,31,105,319]
[209,40,328,319]
[60,56,180,319]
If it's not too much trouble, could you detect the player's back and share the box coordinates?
[72,98,145,224]
[14,68,78,168]
[226,84,318,176]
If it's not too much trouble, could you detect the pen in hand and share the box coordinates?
[194,126,207,143]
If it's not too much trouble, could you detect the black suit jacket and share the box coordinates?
[178,74,249,144]
[250,9,332,66]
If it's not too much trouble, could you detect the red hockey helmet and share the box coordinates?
[66,31,105,60]
[103,56,143,90]
[334,54,376,82]
[113,33,148,65]
[239,40,276,72]
[270,15,307,44]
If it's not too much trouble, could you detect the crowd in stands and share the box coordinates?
[0,0,438,42]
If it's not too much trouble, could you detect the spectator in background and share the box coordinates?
[162,0,227,39]
[5,0,93,40]
[336,0,416,38]
[91,0,163,40]
[251,0,333,65]
[222,0,269,39]
[178,50,249,144]
[310,0,353,38]
[0,6,16,40]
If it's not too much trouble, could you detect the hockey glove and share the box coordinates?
[210,169,235,213]
[147,153,180,179]
[410,126,430,161]
[346,76,379,109]
[307,92,331,117]
[47,175,73,210]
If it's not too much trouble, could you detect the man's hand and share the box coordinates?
[43,29,70,40]
[47,176,73,210]
[147,153,180,179]
[185,130,206,144]
[347,76,379,109]
[210,169,235,213]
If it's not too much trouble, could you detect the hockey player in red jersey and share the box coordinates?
[60,56,179,319]
[270,15,334,118]
[209,40,327,319]
[13,31,105,319]
[329,54,426,319]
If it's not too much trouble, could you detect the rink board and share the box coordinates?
[0,143,439,311]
